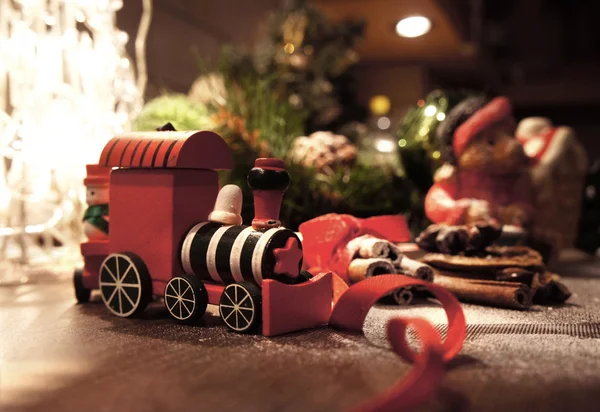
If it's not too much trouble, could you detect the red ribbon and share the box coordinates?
[301,214,467,410]
[330,275,467,412]
[299,214,411,283]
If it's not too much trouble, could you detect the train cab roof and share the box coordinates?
[99,130,233,170]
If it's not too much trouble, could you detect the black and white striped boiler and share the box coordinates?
[180,222,303,286]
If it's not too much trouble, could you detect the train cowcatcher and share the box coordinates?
[74,129,339,336]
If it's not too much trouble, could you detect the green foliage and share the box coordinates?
[252,0,365,131]
[395,89,476,234]
[132,1,419,231]
[133,94,213,132]
[219,67,306,158]
[278,161,412,230]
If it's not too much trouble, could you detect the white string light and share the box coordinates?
[0,0,151,282]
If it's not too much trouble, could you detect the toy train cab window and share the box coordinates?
[75,130,336,336]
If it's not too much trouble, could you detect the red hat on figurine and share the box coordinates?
[83,164,111,186]
[437,96,513,164]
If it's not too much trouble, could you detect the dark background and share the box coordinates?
[117,0,600,158]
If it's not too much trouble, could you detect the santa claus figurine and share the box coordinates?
[83,165,111,241]
[425,96,534,227]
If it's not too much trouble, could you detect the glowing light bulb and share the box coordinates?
[395,16,432,38]
[436,112,446,121]
[284,43,295,54]
[424,105,437,117]
[369,95,391,115]
[375,138,396,153]
[377,116,391,130]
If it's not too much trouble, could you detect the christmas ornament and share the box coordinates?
[289,131,357,174]
[425,96,534,227]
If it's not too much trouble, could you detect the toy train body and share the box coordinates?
[181,222,301,286]
[75,130,334,336]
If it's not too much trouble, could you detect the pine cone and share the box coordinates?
[289,131,357,173]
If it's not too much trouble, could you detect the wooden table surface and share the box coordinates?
[1,254,600,412]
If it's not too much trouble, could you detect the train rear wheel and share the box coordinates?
[73,268,91,303]
[219,282,262,333]
[164,275,208,324]
[99,252,152,318]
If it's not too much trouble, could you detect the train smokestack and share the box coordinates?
[247,158,290,230]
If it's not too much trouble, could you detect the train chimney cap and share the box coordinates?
[254,158,285,169]
[209,185,243,226]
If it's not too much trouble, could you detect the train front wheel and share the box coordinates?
[219,282,262,334]
[164,275,208,324]
[99,252,152,317]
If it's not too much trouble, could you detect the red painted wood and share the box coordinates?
[99,137,119,166]
[262,272,333,337]
[80,241,108,256]
[80,241,108,290]
[174,131,233,170]
[140,137,166,167]
[100,131,233,170]
[131,138,154,167]
[120,138,145,167]
[108,168,219,296]
[107,137,133,167]
[204,282,226,306]
[152,137,178,167]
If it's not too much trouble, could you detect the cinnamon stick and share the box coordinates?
[397,256,435,282]
[346,235,390,259]
[532,271,572,304]
[415,224,444,252]
[416,221,502,254]
[434,273,532,310]
[495,267,538,286]
[435,226,469,255]
[358,237,391,259]
[391,287,413,306]
[347,258,396,283]
[387,242,404,267]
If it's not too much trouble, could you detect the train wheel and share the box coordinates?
[99,252,152,318]
[73,268,91,303]
[219,282,262,334]
[164,275,208,324]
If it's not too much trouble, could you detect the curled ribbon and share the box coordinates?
[299,214,411,283]
[330,275,467,412]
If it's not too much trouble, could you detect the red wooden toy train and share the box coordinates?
[74,129,337,336]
